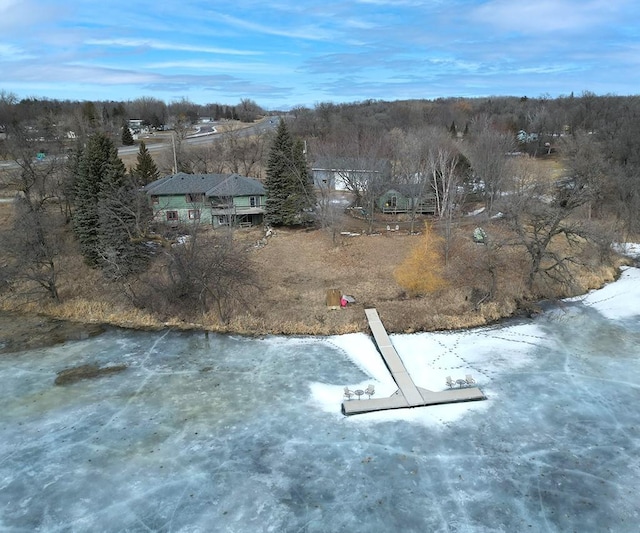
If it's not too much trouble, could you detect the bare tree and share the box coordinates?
[168,112,196,173]
[560,130,607,219]
[313,127,390,233]
[314,174,349,245]
[0,198,64,302]
[236,98,264,123]
[388,126,465,256]
[498,156,596,293]
[387,127,431,234]
[170,124,269,178]
[133,227,259,323]
[462,117,516,216]
[181,142,227,175]
[427,141,464,264]
[0,122,67,301]
[220,125,269,178]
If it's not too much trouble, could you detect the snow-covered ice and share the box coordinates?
[1,268,640,531]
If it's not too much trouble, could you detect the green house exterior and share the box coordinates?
[377,185,436,214]
[145,173,266,228]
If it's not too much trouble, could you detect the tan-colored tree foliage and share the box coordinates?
[394,222,448,296]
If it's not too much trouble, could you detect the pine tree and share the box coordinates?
[132,141,159,186]
[265,121,315,226]
[73,133,114,266]
[121,123,135,146]
[73,133,150,276]
[97,158,151,279]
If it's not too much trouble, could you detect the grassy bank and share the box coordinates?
[0,222,627,336]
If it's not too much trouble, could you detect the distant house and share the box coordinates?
[376,184,436,215]
[311,157,391,191]
[128,119,144,130]
[145,173,266,228]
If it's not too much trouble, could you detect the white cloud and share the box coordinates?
[1,0,639,108]
[0,0,62,33]
[212,11,336,41]
[356,0,435,5]
[145,60,293,75]
[0,43,33,61]
[472,0,631,34]
[85,38,260,56]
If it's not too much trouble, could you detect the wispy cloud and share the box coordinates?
[85,38,260,56]
[471,0,633,34]
[0,43,34,61]
[356,0,435,5]
[211,11,337,42]
[145,60,293,75]
[1,0,639,107]
[0,0,62,33]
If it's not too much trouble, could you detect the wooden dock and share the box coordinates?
[342,309,486,416]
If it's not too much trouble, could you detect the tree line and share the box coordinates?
[287,93,640,299]
[1,90,639,323]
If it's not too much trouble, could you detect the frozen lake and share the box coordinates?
[2,268,640,532]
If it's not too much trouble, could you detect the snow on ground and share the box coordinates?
[613,241,640,259]
[311,322,548,426]
[566,242,640,320]
[569,266,640,320]
[311,252,640,426]
[3,263,640,531]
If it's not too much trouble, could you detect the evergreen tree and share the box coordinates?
[97,158,151,279]
[73,133,114,266]
[121,123,135,146]
[132,141,159,186]
[264,121,315,226]
[73,133,150,276]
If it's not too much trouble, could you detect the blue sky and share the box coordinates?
[1,0,639,109]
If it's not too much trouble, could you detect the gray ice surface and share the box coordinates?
[1,301,639,532]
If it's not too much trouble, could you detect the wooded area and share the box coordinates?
[0,91,637,333]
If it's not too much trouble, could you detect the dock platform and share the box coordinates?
[342,309,486,415]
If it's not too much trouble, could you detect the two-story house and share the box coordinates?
[145,172,266,228]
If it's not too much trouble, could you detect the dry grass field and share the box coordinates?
[0,157,625,336]
[190,218,620,335]
[245,224,528,334]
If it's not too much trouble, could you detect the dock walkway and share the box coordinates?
[342,309,486,415]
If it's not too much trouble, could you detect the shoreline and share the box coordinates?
[0,265,628,354]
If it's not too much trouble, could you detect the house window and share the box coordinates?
[186,193,203,203]
[250,196,261,207]
[166,211,178,221]
[218,215,230,225]
[188,209,200,220]
[151,195,159,205]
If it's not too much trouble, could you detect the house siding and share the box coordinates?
[146,173,265,227]
[377,188,437,214]
[152,194,208,224]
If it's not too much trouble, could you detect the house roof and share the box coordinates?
[145,173,264,197]
[311,156,391,174]
[208,174,265,197]
[382,183,435,197]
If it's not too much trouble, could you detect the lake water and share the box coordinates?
[1,268,640,532]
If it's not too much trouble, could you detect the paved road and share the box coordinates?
[122,117,278,155]
[0,117,280,168]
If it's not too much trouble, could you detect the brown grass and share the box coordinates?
[0,196,627,335]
